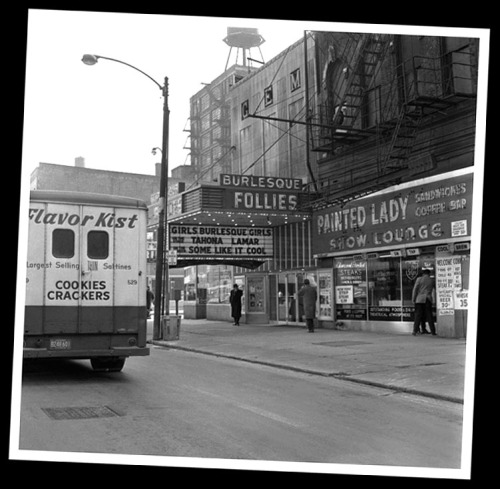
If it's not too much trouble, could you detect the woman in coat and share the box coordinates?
[298,279,317,332]
[229,284,243,326]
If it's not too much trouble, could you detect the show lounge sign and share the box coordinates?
[312,173,473,256]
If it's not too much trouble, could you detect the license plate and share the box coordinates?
[50,339,71,350]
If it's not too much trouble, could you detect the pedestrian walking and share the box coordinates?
[146,285,154,318]
[229,283,243,326]
[411,269,436,336]
[298,279,317,332]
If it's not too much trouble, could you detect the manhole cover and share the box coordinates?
[314,341,372,347]
[42,406,121,420]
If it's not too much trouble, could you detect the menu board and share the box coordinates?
[334,261,367,320]
[435,255,464,315]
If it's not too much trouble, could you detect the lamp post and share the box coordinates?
[82,54,169,340]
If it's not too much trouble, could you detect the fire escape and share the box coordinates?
[307,33,476,210]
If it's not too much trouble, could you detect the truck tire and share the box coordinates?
[90,357,126,372]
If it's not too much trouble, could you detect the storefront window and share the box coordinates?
[334,259,367,320]
[206,265,233,304]
[184,265,208,304]
[368,256,402,321]
[184,266,197,301]
[334,250,437,322]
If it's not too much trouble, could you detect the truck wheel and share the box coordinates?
[91,357,126,372]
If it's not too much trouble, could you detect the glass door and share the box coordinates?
[276,273,288,323]
[273,272,319,325]
[287,273,299,323]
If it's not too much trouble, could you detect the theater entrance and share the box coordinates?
[269,271,317,326]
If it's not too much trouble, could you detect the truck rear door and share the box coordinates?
[33,201,81,337]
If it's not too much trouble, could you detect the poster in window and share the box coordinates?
[247,276,265,312]
[318,271,333,319]
[336,285,353,304]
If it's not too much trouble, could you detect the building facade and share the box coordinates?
[306,32,477,337]
[188,64,258,185]
[175,30,479,337]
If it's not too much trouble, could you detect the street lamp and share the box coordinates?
[82,54,170,341]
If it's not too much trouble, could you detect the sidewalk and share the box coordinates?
[148,318,468,404]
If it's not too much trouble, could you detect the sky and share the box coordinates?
[21,10,319,180]
[22,10,490,184]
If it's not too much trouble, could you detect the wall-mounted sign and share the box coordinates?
[220,174,302,191]
[313,172,473,256]
[227,189,298,212]
[168,224,273,260]
[220,174,302,213]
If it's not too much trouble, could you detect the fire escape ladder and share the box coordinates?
[379,104,423,175]
[312,33,393,152]
[339,33,393,130]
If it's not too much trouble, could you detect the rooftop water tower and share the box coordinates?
[223,27,265,70]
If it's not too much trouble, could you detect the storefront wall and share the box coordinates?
[181,170,473,337]
[312,170,474,337]
[327,246,470,335]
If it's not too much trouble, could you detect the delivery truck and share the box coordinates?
[24,190,150,371]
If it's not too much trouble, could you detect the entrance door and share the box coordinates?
[270,272,318,325]
[269,273,296,325]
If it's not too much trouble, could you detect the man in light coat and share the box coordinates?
[411,269,436,336]
[298,279,317,333]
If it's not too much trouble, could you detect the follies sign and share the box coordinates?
[220,174,302,212]
[312,172,473,257]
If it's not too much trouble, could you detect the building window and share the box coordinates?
[87,231,109,260]
[52,229,75,258]
[264,85,273,106]
[290,68,301,92]
[241,100,249,119]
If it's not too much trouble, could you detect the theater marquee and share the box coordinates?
[169,224,274,261]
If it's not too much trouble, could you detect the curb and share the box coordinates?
[151,340,463,405]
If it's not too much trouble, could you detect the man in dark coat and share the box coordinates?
[298,279,317,332]
[146,285,154,318]
[229,284,243,326]
[412,269,436,336]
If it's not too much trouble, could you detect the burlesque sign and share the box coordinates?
[313,172,473,256]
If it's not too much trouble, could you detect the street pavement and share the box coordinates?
[148,317,471,404]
